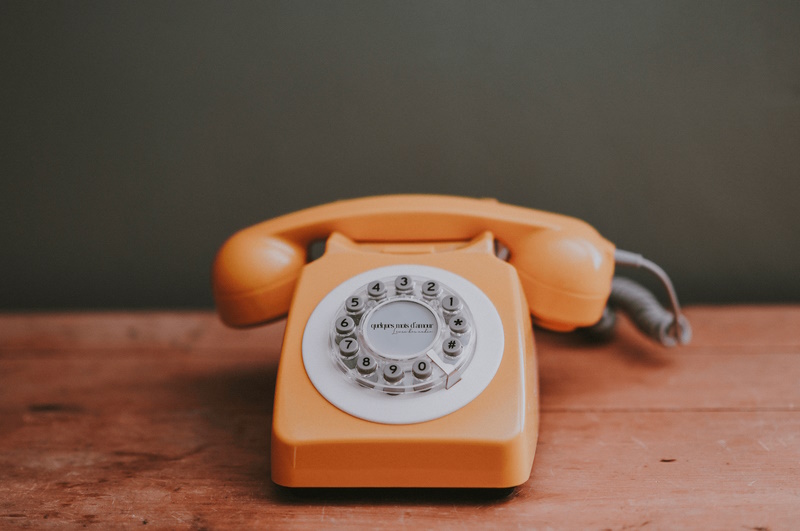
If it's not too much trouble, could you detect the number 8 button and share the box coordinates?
[357,354,377,375]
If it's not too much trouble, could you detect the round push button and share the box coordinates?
[367,280,387,299]
[442,337,463,357]
[382,362,404,383]
[448,314,469,335]
[345,295,365,316]
[421,280,441,298]
[412,358,433,380]
[336,315,356,336]
[338,337,359,358]
[441,294,461,313]
[357,354,377,375]
[394,275,413,293]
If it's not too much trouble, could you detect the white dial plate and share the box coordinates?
[302,264,504,425]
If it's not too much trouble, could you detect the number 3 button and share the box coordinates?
[394,275,413,293]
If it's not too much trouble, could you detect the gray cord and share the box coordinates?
[611,249,692,346]
[494,239,511,261]
[609,277,692,346]
[580,306,618,340]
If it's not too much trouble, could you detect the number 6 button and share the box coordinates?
[336,316,355,336]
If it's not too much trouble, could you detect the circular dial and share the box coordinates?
[302,264,504,425]
[330,274,477,394]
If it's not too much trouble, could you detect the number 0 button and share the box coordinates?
[412,359,432,380]
[383,363,403,383]
[357,354,377,375]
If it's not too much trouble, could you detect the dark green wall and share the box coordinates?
[2,1,799,309]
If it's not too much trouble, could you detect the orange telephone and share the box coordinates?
[212,195,688,488]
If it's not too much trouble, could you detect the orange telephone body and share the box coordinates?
[213,195,615,488]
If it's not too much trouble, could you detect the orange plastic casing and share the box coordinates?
[212,195,616,332]
[211,195,616,487]
[271,233,538,487]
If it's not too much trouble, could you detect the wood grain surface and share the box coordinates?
[1,306,798,529]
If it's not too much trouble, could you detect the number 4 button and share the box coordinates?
[368,281,386,299]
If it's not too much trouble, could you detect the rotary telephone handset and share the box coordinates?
[213,195,621,333]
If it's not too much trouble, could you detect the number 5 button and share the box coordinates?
[442,294,461,312]
[394,275,413,293]
[345,295,365,316]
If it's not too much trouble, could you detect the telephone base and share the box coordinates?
[269,233,539,488]
[271,420,538,488]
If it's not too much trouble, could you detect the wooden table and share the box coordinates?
[1,307,798,529]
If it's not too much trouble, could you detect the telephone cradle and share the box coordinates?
[212,195,690,488]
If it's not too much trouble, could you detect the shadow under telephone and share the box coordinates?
[212,195,690,488]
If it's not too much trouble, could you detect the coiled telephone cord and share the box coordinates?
[584,250,692,347]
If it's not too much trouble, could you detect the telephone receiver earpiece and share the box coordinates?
[212,195,616,330]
